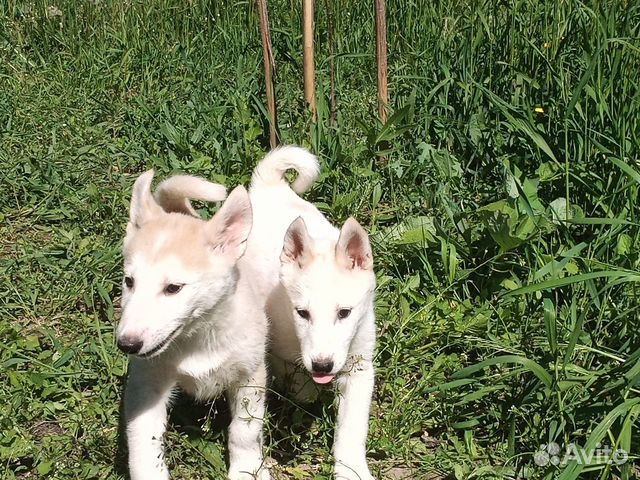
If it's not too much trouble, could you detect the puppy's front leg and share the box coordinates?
[333,359,375,480]
[124,360,175,480]
[227,362,270,480]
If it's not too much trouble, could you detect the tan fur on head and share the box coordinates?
[124,214,213,271]
[204,185,252,259]
[120,175,253,358]
[129,170,164,228]
[125,177,251,267]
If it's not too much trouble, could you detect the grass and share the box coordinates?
[1,0,639,479]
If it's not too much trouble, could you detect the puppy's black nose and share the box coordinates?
[117,336,143,354]
[311,358,334,373]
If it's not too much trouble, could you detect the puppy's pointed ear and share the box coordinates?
[281,217,314,268]
[205,185,252,259]
[129,170,164,228]
[335,217,373,270]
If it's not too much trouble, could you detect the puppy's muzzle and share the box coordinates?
[311,358,334,374]
[117,336,143,355]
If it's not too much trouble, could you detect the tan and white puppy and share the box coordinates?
[158,146,377,480]
[117,171,270,480]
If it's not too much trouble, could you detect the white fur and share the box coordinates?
[118,171,270,480]
[251,145,320,194]
[156,146,377,479]
[248,147,377,480]
[155,174,227,216]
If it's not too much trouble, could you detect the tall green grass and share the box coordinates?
[1,1,639,479]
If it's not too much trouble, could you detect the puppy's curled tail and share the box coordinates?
[155,175,227,217]
[251,145,320,194]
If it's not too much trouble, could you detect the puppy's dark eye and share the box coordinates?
[337,308,352,320]
[124,276,134,289]
[296,309,311,320]
[164,284,183,295]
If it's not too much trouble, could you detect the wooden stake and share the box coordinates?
[302,0,316,121]
[374,0,388,124]
[257,0,277,148]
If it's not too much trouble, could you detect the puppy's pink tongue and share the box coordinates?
[312,373,335,384]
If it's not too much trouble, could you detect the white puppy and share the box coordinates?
[158,147,377,479]
[117,171,270,480]
[248,147,377,480]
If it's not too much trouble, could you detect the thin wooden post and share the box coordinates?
[257,0,277,148]
[374,0,388,124]
[303,0,316,121]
